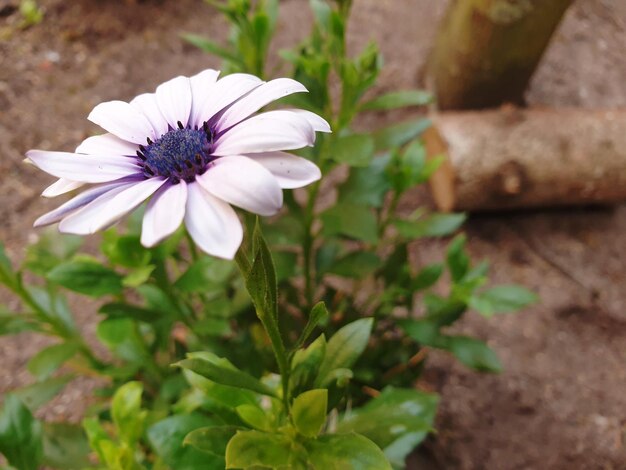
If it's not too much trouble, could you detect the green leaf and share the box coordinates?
[184,426,240,458]
[47,258,123,297]
[42,422,90,470]
[328,251,381,279]
[82,418,116,468]
[12,376,73,412]
[315,318,373,387]
[290,334,326,395]
[101,233,151,268]
[0,395,43,470]
[0,309,40,336]
[25,286,77,336]
[305,433,391,470]
[399,319,442,347]
[321,203,378,244]
[373,119,431,152]
[25,229,82,276]
[353,390,436,465]
[27,342,79,381]
[0,243,18,290]
[336,387,437,464]
[235,405,271,431]
[148,414,223,470]
[412,263,444,291]
[98,302,164,323]
[181,33,243,65]
[176,352,277,397]
[446,235,470,282]
[395,213,466,239]
[331,133,375,167]
[338,154,391,208]
[291,389,327,438]
[361,90,432,111]
[96,318,150,365]
[295,303,329,350]
[470,285,538,317]
[175,257,234,293]
[245,219,278,325]
[111,382,146,445]
[444,336,502,373]
[122,265,155,288]
[225,430,296,469]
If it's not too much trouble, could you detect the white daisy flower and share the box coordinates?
[28,70,330,259]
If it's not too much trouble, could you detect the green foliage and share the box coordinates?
[291,389,328,437]
[47,257,124,297]
[19,0,43,28]
[0,395,43,470]
[176,352,278,397]
[0,0,539,468]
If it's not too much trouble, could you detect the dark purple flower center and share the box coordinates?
[137,122,215,183]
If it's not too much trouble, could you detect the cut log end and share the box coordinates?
[425,108,626,212]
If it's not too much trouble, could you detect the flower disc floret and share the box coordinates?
[139,124,214,182]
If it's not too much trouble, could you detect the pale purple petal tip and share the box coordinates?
[212,110,316,156]
[287,109,332,133]
[27,150,141,183]
[141,181,188,247]
[41,178,84,198]
[75,133,138,157]
[59,178,166,235]
[88,100,155,144]
[184,182,243,259]
[246,151,322,189]
[197,155,283,216]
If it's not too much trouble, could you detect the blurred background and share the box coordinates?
[0,0,625,468]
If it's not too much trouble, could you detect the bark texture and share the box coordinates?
[427,0,573,110]
[424,107,626,211]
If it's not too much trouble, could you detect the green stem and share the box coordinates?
[302,180,321,311]
[378,190,401,238]
[235,248,291,412]
[15,282,106,370]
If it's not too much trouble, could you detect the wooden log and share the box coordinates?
[427,0,573,110]
[424,107,626,211]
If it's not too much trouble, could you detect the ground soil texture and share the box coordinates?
[1,0,625,469]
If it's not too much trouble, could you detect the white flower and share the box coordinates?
[28,70,330,259]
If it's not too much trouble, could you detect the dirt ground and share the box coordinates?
[1,0,626,469]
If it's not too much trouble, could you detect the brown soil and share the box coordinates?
[1,0,625,468]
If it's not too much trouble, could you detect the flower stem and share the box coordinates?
[303,179,321,311]
[234,248,291,412]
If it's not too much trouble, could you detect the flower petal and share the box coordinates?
[197,155,282,216]
[193,73,263,128]
[35,180,130,226]
[286,109,332,133]
[217,78,307,131]
[27,150,141,183]
[184,182,243,259]
[42,178,84,198]
[141,181,188,247]
[75,133,138,156]
[59,178,166,235]
[213,110,315,156]
[156,75,192,129]
[246,151,322,189]
[88,100,156,144]
[190,69,220,127]
[131,93,170,138]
